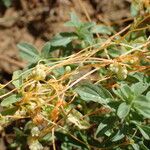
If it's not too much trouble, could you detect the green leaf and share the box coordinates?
[135,107,150,119]
[146,91,150,101]
[75,83,113,104]
[14,127,27,137]
[62,42,73,56]
[133,95,150,118]
[130,72,145,82]
[132,143,140,150]
[98,85,113,100]
[95,123,107,137]
[77,29,94,45]
[77,22,95,32]
[130,2,140,17]
[17,42,40,63]
[2,0,12,7]
[76,23,95,45]
[117,102,130,119]
[1,107,18,115]
[40,133,53,143]
[52,67,65,77]
[65,12,82,28]
[140,125,150,139]
[61,142,73,150]
[92,25,113,35]
[12,70,22,88]
[50,34,75,47]
[95,116,116,138]
[131,140,150,150]
[137,126,150,140]
[139,142,149,150]
[41,42,51,58]
[108,48,122,58]
[120,85,134,100]
[113,84,134,103]
[131,82,149,96]
[1,94,21,107]
[65,12,95,45]
[111,130,125,142]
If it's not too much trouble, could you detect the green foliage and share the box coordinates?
[17,42,40,63]
[50,33,77,47]
[117,102,130,119]
[133,95,150,118]
[130,0,150,17]
[0,8,150,150]
[1,0,12,7]
[75,82,112,104]
[65,13,94,45]
[12,70,22,88]
[92,25,113,35]
[1,94,21,107]
[40,42,51,59]
[130,0,140,17]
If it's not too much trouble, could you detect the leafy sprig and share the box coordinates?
[0,10,150,150]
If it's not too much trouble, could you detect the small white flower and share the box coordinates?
[15,109,26,116]
[28,102,37,110]
[65,66,71,73]
[122,67,128,75]
[31,127,40,137]
[77,104,82,110]
[129,59,135,64]
[109,63,119,73]
[29,140,43,150]
[117,66,128,80]
[32,64,47,80]
[109,63,128,80]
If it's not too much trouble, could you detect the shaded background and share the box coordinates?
[0,0,131,88]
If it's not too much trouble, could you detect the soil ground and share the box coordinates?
[0,0,131,75]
